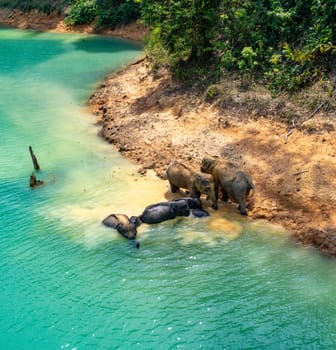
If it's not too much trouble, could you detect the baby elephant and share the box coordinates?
[190,208,210,218]
[166,161,216,209]
[171,197,203,209]
[102,213,140,247]
[171,197,209,217]
[201,158,254,216]
[138,200,190,225]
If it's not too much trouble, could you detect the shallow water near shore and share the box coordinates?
[1,26,336,349]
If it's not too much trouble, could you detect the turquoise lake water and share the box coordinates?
[1,26,336,350]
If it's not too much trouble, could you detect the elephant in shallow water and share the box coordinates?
[170,197,209,217]
[201,157,254,216]
[190,208,210,217]
[171,197,203,209]
[102,213,140,248]
[166,161,216,208]
[137,200,190,225]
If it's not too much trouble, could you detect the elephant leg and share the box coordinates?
[221,187,228,202]
[190,186,201,198]
[236,193,248,215]
[214,182,219,200]
[210,182,218,210]
[232,182,248,215]
[238,203,248,216]
[169,180,179,193]
[212,201,218,210]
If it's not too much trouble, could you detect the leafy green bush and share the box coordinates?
[95,0,140,30]
[144,27,170,70]
[142,0,220,63]
[0,0,68,14]
[216,0,336,93]
[65,0,96,26]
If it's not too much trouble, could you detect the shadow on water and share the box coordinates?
[0,28,141,77]
[0,38,66,74]
[71,35,142,53]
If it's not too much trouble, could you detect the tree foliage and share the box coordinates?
[142,0,336,93]
[215,0,336,92]
[0,0,68,14]
[95,0,140,29]
[65,0,140,28]
[65,0,97,25]
[142,0,221,63]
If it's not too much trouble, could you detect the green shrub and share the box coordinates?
[0,0,68,14]
[65,0,96,26]
[141,0,336,93]
[95,0,140,30]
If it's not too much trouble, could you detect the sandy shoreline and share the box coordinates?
[2,7,336,257]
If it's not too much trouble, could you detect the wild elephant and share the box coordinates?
[102,213,140,248]
[201,158,254,215]
[166,161,216,209]
[137,200,190,225]
[171,197,203,209]
[190,208,210,217]
[171,197,209,217]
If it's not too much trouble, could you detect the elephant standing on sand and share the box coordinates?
[166,160,217,209]
[201,158,254,216]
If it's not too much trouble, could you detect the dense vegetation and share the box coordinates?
[64,0,140,29]
[1,0,335,96]
[142,0,336,94]
[0,0,68,14]
[0,0,140,28]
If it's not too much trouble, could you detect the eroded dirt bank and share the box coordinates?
[88,60,336,257]
[2,8,336,257]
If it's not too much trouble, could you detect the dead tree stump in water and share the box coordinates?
[29,173,44,188]
[29,146,40,171]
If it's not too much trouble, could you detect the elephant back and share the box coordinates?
[166,160,196,189]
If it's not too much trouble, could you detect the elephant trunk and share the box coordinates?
[130,238,140,248]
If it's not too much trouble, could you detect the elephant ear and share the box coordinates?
[200,176,210,187]
[130,216,142,227]
[197,174,211,193]
[201,158,215,173]
[170,203,178,215]
[115,223,123,232]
